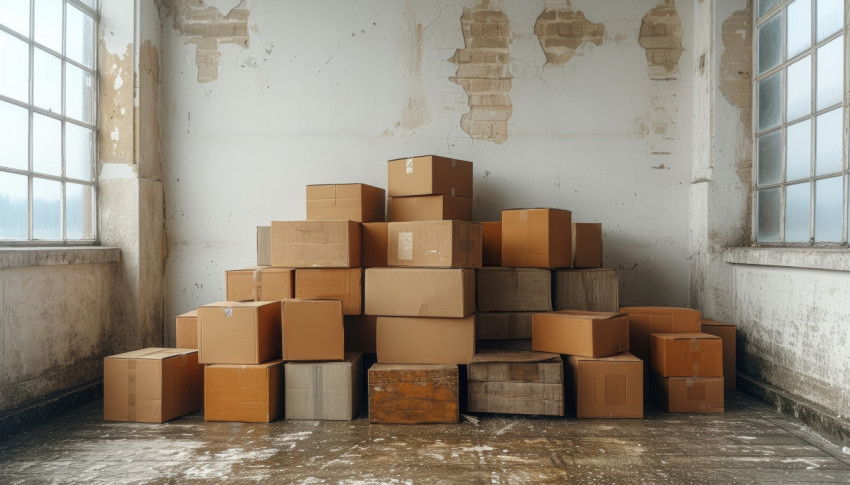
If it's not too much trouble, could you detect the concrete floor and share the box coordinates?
[1,392,849,484]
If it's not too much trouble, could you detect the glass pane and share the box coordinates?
[816,36,843,110]
[758,131,782,186]
[786,55,811,121]
[0,100,29,170]
[817,0,844,41]
[815,108,842,175]
[0,30,29,102]
[33,48,62,113]
[34,0,62,53]
[758,72,782,131]
[786,119,812,180]
[760,0,781,18]
[814,176,843,242]
[66,123,93,181]
[787,0,812,58]
[32,113,61,175]
[80,0,96,7]
[785,182,811,242]
[66,182,93,239]
[757,188,782,242]
[0,171,28,239]
[0,0,31,36]
[758,14,782,74]
[66,5,94,69]
[66,63,94,124]
[32,177,61,240]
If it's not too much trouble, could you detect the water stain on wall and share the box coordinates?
[719,7,753,184]
[98,42,134,168]
[534,0,604,66]
[402,23,430,130]
[138,41,162,182]
[638,0,684,81]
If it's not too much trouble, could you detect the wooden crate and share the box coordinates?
[553,268,619,312]
[467,351,564,416]
[368,364,458,424]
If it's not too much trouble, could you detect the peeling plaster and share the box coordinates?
[98,42,134,169]
[534,0,604,66]
[719,7,753,184]
[638,0,684,80]
[139,40,162,181]
[401,22,429,130]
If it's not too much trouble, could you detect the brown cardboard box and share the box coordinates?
[306,183,385,223]
[476,267,552,312]
[271,220,361,268]
[651,373,724,413]
[387,220,482,268]
[532,310,629,358]
[257,226,271,266]
[104,348,203,423]
[649,333,723,378]
[387,195,472,222]
[175,310,198,349]
[468,351,564,416]
[387,155,473,197]
[568,352,643,418]
[619,306,702,363]
[368,363,459,424]
[482,221,502,266]
[701,319,737,390]
[344,315,378,353]
[572,223,602,268]
[502,208,572,269]
[197,301,282,365]
[365,268,475,318]
[376,315,475,365]
[476,312,533,340]
[282,299,344,361]
[285,353,362,420]
[225,267,295,302]
[554,268,619,312]
[362,222,388,267]
[295,268,363,315]
[477,339,533,351]
[204,360,284,422]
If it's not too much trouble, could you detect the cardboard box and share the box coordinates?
[619,306,702,363]
[204,360,284,422]
[306,183,385,223]
[468,351,564,416]
[387,220,482,268]
[344,315,378,354]
[477,339,532,351]
[554,268,619,312]
[476,267,552,312]
[649,333,723,378]
[476,312,533,340]
[365,268,475,318]
[376,315,475,365]
[285,353,362,420]
[257,226,271,266]
[568,352,643,418]
[295,268,363,315]
[175,310,198,349]
[104,348,203,423]
[387,155,473,198]
[368,363,459,424]
[197,301,282,365]
[502,208,572,269]
[362,222,388,267]
[482,222,502,266]
[701,319,737,390]
[532,310,629,358]
[387,195,472,222]
[651,373,724,413]
[225,267,295,302]
[271,220,361,268]
[572,223,602,268]
[282,299,344,362]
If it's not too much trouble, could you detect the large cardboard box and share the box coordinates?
[700,319,737,390]
[482,222,502,266]
[271,220,361,268]
[502,208,572,269]
[368,363,459,424]
[344,315,378,354]
[257,226,271,266]
[468,351,564,416]
[619,306,702,363]
[285,353,363,420]
[362,222,388,267]
[175,310,198,349]
[532,310,629,358]
[568,352,643,418]
[649,333,723,378]
[476,312,533,340]
[572,223,602,268]
[554,268,619,312]
[225,267,295,302]
[282,299,344,362]
[387,195,472,222]
[306,183,385,223]
[204,360,284,422]
[376,315,475,365]
[295,268,363,315]
[104,348,203,423]
[651,373,724,413]
[197,301,281,365]
[476,267,552,312]
[387,155,473,198]
[365,268,475,318]
[387,220,482,268]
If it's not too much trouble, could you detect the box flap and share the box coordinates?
[107,348,196,360]
[551,310,625,320]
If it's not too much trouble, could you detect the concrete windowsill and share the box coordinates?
[0,247,121,270]
[723,247,850,272]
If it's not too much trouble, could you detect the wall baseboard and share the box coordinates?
[0,380,102,438]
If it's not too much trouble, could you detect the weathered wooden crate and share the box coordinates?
[553,268,619,312]
[467,351,564,416]
[368,364,459,424]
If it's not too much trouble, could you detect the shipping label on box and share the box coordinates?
[285,353,363,421]
[362,222,389,267]
[532,310,629,358]
[651,373,724,413]
[700,319,737,390]
[572,223,602,268]
[649,333,723,378]
[306,183,385,223]
[282,299,344,362]
[501,208,572,269]
[387,195,472,222]
[476,267,552,312]
[619,306,702,363]
[475,312,533,340]
[568,352,643,418]
[368,363,459,424]
[365,268,475,318]
[204,360,284,422]
[468,351,564,416]
[197,301,282,365]
[175,310,198,349]
[226,267,295,302]
[257,226,271,266]
[295,268,363,315]
[387,155,473,198]
[376,315,475,365]
[387,220,482,268]
[554,268,619,313]
[271,220,361,268]
[482,222,502,266]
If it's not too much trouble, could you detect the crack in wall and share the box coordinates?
[638,0,684,81]
[719,6,753,184]
[534,0,604,66]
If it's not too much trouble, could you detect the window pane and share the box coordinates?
[32,113,61,176]
[759,0,782,18]
[787,0,812,58]
[814,176,843,242]
[66,182,93,239]
[0,30,29,102]
[785,182,811,242]
[758,131,782,186]
[757,188,782,242]
[816,36,843,110]
[758,14,782,74]
[0,171,28,239]
[815,108,842,175]
[786,119,812,181]
[79,0,96,7]
[66,122,93,181]
[0,100,29,170]
[33,48,62,113]
[0,0,31,37]
[817,0,844,41]
[65,63,94,124]
[786,55,811,121]
[32,177,60,239]
[33,0,62,53]
[758,72,782,131]
[66,5,94,69]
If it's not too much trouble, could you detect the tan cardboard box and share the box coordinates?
[344,315,378,354]
[282,299,344,362]
[376,315,476,365]
[365,267,475,318]
[225,267,295,302]
[476,312,533,340]
[387,220,482,268]
[306,183,385,223]
[257,226,271,266]
[502,208,572,269]
[387,155,473,197]
[197,301,282,365]
[295,268,363,315]
[271,220,361,268]
[532,310,629,358]
[651,373,724,413]
[362,222,388,267]
[204,360,284,422]
[554,268,619,312]
[476,267,552,312]
[175,310,198,349]
[568,352,643,418]
[482,221,502,266]
[387,195,472,222]
[369,363,459,424]
[700,319,737,390]
[619,306,702,363]
[572,223,602,268]
[285,353,363,420]
[468,351,564,416]
[104,348,203,423]
[649,333,723,378]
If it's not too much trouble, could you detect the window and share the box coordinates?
[0,0,97,244]
[754,0,847,244]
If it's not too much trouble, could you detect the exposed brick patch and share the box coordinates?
[534,0,604,66]
[720,7,753,184]
[638,0,684,80]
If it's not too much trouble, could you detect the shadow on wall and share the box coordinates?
[604,230,682,307]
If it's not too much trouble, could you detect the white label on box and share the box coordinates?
[451,188,456,197]
[406,158,413,174]
[222,307,233,318]
[398,232,413,260]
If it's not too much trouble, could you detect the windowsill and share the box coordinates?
[0,247,121,270]
[723,247,850,272]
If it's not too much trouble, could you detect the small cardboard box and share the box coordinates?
[344,315,378,354]
[285,353,363,420]
[257,226,271,266]
[271,220,361,268]
[362,222,388,267]
[387,220,482,268]
[225,267,295,302]
[295,268,363,315]
[482,222,502,266]
[368,363,459,424]
[365,268,475,318]
[197,301,282,365]
[476,312,533,340]
[306,183,385,223]
[572,223,602,268]
[568,352,643,418]
[651,373,724,413]
[502,208,572,269]
[204,360,284,422]
[619,306,702,363]
[476,267,552,312]
[387,195,472,222]
[532,310,629,358]
[282,299,344,362]
[104,348,203,423]
[700,319,737,390]
[376,315,475,365]
[468,351,564,416]
[649,333,723,378]
[175,310,198,349]
[387,155,473,198]
[554,268,619,312]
